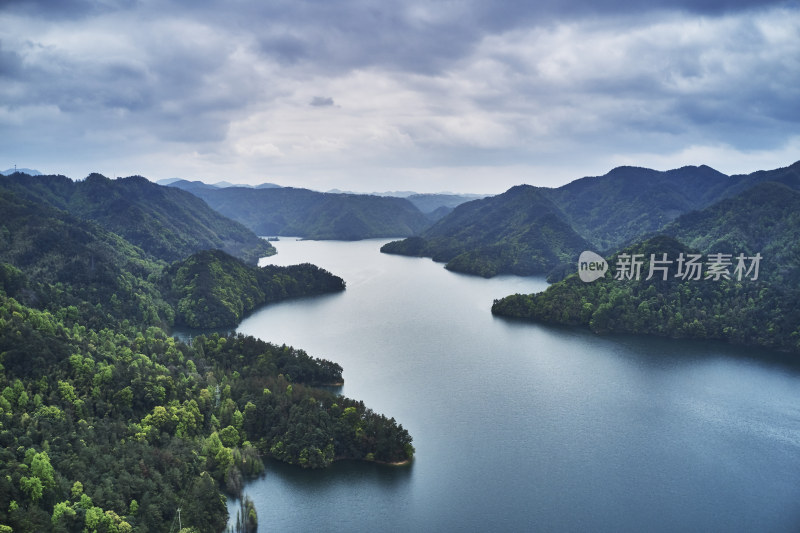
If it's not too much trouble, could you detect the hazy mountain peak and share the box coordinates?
[1,167,41,176]
[159,178,282,190]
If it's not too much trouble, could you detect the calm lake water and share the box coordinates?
[227,239,800,532]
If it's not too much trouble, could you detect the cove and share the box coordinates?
[227,238,800,532]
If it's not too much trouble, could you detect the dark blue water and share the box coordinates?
[227,239,800,532]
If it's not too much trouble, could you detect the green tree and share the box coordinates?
[30,451,56,490]
[219,425,240,448]
[20,475,43,502]
[51,500,77,526]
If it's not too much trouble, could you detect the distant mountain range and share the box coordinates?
[383,161,800,278]
[157,178,282,190]
[166,184,434,240]
[166,180,484,234]
[405,193,487,216]
[2,168,41,176]
[326,188,418,197]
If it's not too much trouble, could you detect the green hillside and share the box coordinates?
[382,185,590,277]
[0,179,413,532]
[661,181,800,284]
[544,164,733,250]
[0,187,173,329]
[492,183,800,352]
[0,173,274,264]
[545,160,800,251]
[165,249,345,328]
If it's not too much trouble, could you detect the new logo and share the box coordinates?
[578,251,608,283]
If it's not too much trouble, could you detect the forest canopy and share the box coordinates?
[164,249,345,328]
[0,176,413,532]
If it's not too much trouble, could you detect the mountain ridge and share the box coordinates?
[381,184,591,277]
[171,185,432,240]
[0,172,274,264]
[492,178,800,352]
[382,160,800,278]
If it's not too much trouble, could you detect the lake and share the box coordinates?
[227,238,800,532]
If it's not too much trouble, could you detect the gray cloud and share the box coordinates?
[0,0,797,191]
[226,0,795,75]
[0,42,23,78]
[1,0,137,20]
[310,96,334,107]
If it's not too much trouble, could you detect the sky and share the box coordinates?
[1,0,798,194]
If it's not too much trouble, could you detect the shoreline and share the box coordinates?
[373,458,413,466]
[332,456,414,467]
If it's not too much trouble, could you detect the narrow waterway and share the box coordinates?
[227,238,800,532]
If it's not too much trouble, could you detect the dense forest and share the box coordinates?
[0,176,414,532]
[167,184,432,240]
[164,250,345,328]
[492,181,800,352]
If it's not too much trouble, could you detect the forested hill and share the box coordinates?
[0,187,173,328]
[165,249,345,328]
[0,172,274,264]
[542,164,732,251]
[382,161,800,279]
[492,182,800,353]
[381,185,591,277]
[660,181,800,284]
[0,178,414,531]
[725,159,800,197]
[543,160,800,251]
[169,184,431,240]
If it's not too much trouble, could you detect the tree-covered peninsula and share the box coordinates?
[164,250,345,328]
[0,178,413,532]
[493,182,800,353]
[382,185,590,277]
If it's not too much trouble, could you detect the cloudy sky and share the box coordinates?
[1,0,798,193]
